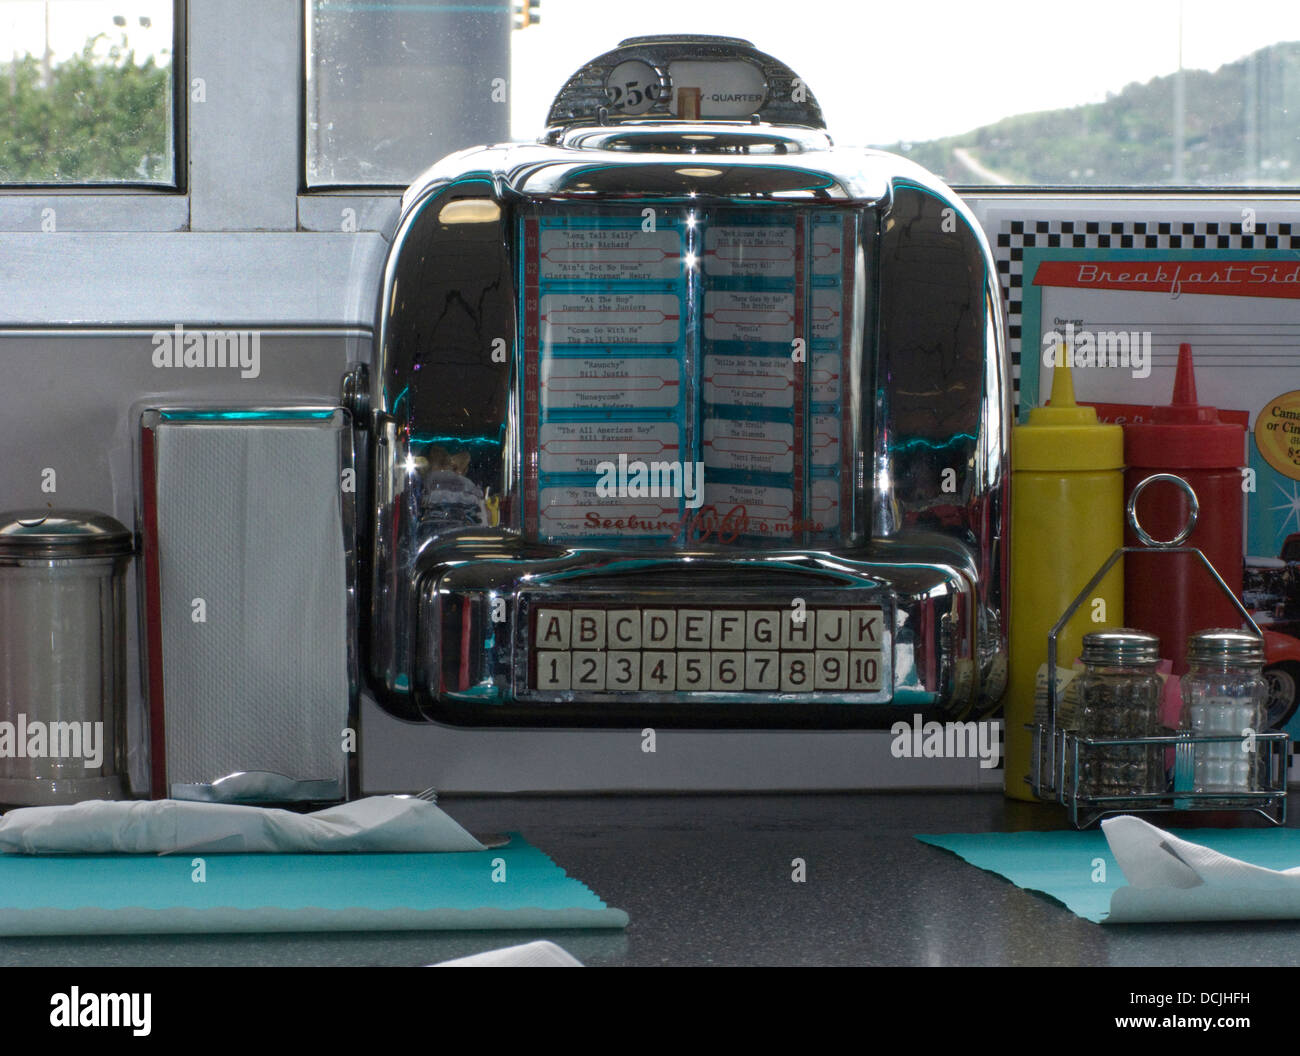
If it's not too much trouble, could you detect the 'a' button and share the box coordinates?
[536,610,570,649]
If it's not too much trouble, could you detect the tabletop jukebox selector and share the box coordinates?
[346,34,1010,728]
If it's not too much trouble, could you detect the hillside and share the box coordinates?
[876,42,1300,187]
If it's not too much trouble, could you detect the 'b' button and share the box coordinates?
[572,610,606,648]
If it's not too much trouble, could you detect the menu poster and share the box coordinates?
[1012,231,1300,762]
[1018,246,1300,555]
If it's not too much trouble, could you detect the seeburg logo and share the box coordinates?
[595,453,705,509]
[890,714,1001,769]
[50,988,151,1036]
[0,714,104,769]
[1041,321,1152,379]
[151,322,261,379]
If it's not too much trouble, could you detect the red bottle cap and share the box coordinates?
[1124,344,1244,468]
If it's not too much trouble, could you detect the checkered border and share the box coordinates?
[993,217,1300,779]
[995,219,1300,415]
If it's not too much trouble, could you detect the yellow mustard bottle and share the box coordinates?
[1005,359,1124,801]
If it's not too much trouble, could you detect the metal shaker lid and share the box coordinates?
[1186,628,1265,665]
[0,510,133,559]
[1081,628,1160,665]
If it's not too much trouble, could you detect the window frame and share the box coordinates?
[0,4,1295,243]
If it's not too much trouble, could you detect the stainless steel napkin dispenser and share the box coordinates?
[348,34,1010,728]
[138,407,358,800]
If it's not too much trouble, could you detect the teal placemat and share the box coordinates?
[917,828,1300,924]
[0,834,628,936]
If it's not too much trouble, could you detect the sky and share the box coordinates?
[4,0,1300,147]
[1,1,174,66]
[509,0,1300,145]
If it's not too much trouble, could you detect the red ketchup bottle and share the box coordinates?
[1124,343,1246,674]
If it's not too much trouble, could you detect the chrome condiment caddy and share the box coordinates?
[1030,473,1289,827]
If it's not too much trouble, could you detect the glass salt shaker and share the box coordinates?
[1178,629,1267,799]
[1068,629,1165,803]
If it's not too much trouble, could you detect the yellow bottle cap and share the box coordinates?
[1013,355,1124,471]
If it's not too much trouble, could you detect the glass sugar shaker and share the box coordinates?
[1068,629,1165,801]
[1178,629,1267,796]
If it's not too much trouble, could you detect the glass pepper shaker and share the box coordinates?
[1067,629,1165,803]
[1178,629,1267,798]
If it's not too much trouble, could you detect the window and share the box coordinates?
[305,0,510,188]
[305,0,1300,191]
[0,0,179,187]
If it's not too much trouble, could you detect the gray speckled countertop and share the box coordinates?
[1,791,1297,967]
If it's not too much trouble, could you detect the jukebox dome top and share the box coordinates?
[544,34,826,132]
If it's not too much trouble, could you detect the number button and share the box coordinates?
[571,651,606,691]
[815,650,849,690]
[745,651,780,691]
[781,653,812,692]
[677,652,710,690]
[606,651,641,691]
[641,651,676,692]
[848,652,882,690]
[536,651,571,691]
[711,651,744,690]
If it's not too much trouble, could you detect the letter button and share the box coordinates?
[642,610,676,649]
[609,609,641,649]
[535,610,570,650]
[815,610,848,648]
[781,609,816,649]
[712,610,745,649]
[572,610,606,649]
[746,610,780,648]
[851,608,884,649]
[677,610,711,648]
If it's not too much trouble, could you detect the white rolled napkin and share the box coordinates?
[0,796,485,855]
[1101,815,1300,923]
[434,941,584,967]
